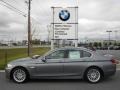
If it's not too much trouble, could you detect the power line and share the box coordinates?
[0,3,26,17]
[0,0,27,17]
[0,0,42,29]
[0,0,42,23]
[0,0,42,45]
[1,0,26,14]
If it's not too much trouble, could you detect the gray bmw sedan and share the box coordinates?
[5,47,118,83]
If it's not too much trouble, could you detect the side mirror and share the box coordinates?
[32,55,40,59]
[41,56,46,62]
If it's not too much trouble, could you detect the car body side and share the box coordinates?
[5,47,116,80]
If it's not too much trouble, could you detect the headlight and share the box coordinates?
[7,64,13,68]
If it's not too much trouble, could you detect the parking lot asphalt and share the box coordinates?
[97,50,120,61]
[0,71,120,90]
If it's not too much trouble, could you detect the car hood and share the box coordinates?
[9,57,43,65]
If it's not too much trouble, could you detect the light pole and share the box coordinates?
[106,30,112,50]
[114,30,118,44]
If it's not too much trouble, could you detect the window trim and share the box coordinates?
[66,49,93,59]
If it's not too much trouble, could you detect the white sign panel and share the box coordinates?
[54,24,76,39]
[52,7,78,39]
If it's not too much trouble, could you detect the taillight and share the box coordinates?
[111,59,119,64]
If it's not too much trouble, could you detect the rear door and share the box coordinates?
[63,49,92,76]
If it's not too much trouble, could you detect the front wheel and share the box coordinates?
[11,68,28,83]
[85,68,102,83]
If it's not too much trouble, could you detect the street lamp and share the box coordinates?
[114,30,118,43]
[106,30,112,50]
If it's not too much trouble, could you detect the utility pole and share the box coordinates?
[28,0,32,56]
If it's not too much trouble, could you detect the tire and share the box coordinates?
[11,67,28,83]
[85,67,102,83]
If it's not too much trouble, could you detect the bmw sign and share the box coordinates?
[52,7,78,39]
[59,10,70,21]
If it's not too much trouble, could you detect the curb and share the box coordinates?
[0,70,5,72]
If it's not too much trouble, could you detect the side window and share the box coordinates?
[46,50,65,59]
[68,50,81,59]
[82,51,91,57]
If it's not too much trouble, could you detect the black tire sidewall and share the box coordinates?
[85,68,101,83]
[11,68,28,83]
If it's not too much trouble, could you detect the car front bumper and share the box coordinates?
[5,67,12,79]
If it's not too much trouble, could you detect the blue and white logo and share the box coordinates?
[59,10,70,21]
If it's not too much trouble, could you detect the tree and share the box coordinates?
[103,42,107,47]
[12,43,17,46]
[109,42,112,45]
[98,42,102,47]
[93,42,98,47]
[32,39,40,45]
[118,43,120,46]
[88,42,92,47]
[114,42,117,46]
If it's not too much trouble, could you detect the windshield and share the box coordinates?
[43,50,52,56]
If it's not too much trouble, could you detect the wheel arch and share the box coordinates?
[83,66,104,78]
[10,66,30,79]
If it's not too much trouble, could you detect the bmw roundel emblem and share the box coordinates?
[59,10,70,21]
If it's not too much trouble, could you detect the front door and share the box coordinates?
[34,50,65,77]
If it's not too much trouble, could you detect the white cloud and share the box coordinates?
[0,0,120,41]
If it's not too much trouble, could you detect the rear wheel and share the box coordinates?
[11,68,28,83]
[85,68,102,83]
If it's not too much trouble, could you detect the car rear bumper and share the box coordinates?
[104,64,116,77]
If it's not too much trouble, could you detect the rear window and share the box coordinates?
[82,51,91,57]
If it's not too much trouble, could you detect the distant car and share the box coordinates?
[113,46,120,50]
[5,47,118,83]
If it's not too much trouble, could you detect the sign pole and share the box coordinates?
[51,40,54,50]
[51,7,54,50]
[75,7,78,47]
[75,40,78,47]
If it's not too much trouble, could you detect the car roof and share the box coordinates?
[54,47,93,52]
